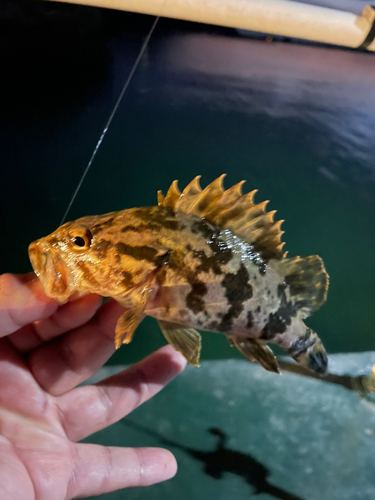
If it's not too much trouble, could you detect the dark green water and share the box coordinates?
[1,2,375,362]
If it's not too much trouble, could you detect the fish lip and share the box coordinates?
[28,240,72,304]
[28,241,41,277]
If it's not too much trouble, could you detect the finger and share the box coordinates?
[0,338,49,419]
[9,294,102,352]
[67,444,177,499]
[0,273,57,337]
[57,345,186,442]
[28,299,124,396]
[0,439,34,499]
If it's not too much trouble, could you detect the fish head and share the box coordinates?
[29,215,110,303]
[29,209,169,304]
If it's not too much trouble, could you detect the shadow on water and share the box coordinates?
[123,421,305,500]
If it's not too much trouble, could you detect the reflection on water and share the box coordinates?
[156,33,375,201]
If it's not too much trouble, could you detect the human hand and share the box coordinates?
[0,273,186,500]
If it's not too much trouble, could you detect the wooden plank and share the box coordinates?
[42,0,375,51]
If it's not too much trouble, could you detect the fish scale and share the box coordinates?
[28,175,329,376]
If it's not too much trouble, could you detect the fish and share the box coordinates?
[28,175,329,375]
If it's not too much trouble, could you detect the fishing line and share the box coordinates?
[60,15,160,225]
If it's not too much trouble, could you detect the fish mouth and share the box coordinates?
[28,240,72,304]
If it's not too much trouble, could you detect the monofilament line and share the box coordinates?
[60,16,160,225]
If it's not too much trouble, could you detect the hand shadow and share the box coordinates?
[123,421,305,500]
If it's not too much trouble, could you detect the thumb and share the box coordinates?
[0,273,58,337]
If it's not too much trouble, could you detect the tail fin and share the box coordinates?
[287,327,328,375]
[277,255,329,318]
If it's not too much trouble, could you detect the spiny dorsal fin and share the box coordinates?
[158,175,285,260]
[277,255,329,318]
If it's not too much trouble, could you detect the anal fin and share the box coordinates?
[229,336,280,374]
[158,320,202,367]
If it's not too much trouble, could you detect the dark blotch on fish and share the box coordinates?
[168,250,188,274]
[191,220,233,266]
[121,225,148,233]
[134,206,181,231]
[252,240,282,263]
[186,245,223,275]
[76,261,100,287]
[219,302,244,332]
[48,237,59,246]
[91,218,115,235]
[277,283,287,298]
[191,219,214,239]
[261,284,298,340]
[262,312,286,339]
[218,263,253,332]
[246,311,254,329]
[222,263,253,304]
[155,250,172,268]
[115,242,159,262]
[120,270,136,289]
[288,328,316,358]
[94,239,112,259]
[186,282,208,314]
[243,245,267,274]
[210,238,233,265]
[156,266,168,285]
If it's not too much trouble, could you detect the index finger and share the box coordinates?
[0,273,58,337]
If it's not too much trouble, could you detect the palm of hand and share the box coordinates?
[0,274,185,500]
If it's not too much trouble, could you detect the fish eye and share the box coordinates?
[72,236,86,247]
[69,227,92,251]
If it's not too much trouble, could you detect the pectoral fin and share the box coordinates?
[158,320,202,367]
[114,308,144,349]
[229,336,280,374]
[114,276,155,349]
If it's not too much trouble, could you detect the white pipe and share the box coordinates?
[43,0,375,51]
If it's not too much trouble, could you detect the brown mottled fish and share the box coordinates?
[29,175,329,374]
